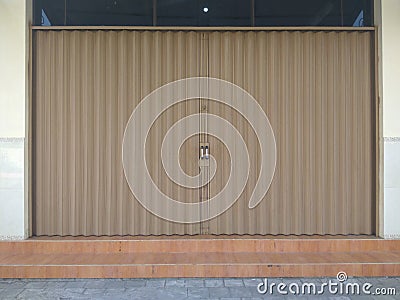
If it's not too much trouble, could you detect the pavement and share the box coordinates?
[0,277,399,299]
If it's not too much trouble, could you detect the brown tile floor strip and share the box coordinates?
[1,252,400,266]
[1,264,400,278]
[1,238,399,254]
[0,239,399,278]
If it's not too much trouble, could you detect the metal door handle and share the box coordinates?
[200,143,210,159]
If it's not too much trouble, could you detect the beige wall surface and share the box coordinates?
[382,0,400,137]
[0,0,27,138]
[0,0,30,239]
[382,0,400,239]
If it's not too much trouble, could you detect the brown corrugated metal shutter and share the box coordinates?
[33,30,375,236]
[33,30,204,235]
[205,31,375,235]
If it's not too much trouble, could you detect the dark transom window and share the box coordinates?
[33,0,373,27]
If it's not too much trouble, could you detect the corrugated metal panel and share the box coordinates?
[33,30,375,236]
[33,30,203,235]
[206,31,374,234]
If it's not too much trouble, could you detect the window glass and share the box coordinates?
[34,0,65,26]
[157,0,198,26]
[67,0,152,26]
[157,0,251,26]
[33,0,373,27]
[255,0,372,27]
[34,0,153,26]
[342,0,373,27]
[203,0,251,26]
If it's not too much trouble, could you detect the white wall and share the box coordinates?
[0,0,27,138]
[382,0,400,238]
[382,0,400,137]
[0,0,30,239]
